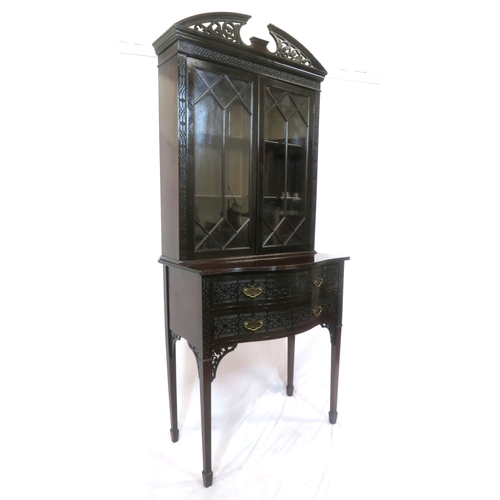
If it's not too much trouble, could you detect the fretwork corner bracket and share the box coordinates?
[321,323,341,345]
[211,345,238,381]
[188,342,238,382]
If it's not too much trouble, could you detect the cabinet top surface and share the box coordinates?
[160,253,349,275]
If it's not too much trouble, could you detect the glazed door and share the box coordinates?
[259,78,316,253]
[188,59,257,259]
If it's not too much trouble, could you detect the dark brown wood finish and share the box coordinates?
[153,13,349,487]
[286,334,295,396]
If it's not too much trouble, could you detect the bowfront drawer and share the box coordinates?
[210,273,293,306]
[310,264,339,291]
[212,294,337,343]
[213,307,293,341]
[208,263,339,308]
[293,295,338,327]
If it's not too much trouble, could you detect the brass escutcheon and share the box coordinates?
[242,285,263,299]
[313,277,324,288]
[243,319,264,332]
[312,305,323,317]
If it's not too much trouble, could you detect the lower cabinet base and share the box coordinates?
[162,254,348,487]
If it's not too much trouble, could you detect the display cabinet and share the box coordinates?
[153,12,349,487]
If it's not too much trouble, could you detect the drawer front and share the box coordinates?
[310,264,339,291]
[209,264,339,307]
[293,296,337,327]
[211,274,292,305]
[212,295,337,342]
[213,308,293,341]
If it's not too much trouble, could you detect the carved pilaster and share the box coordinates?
[178,53,188,260]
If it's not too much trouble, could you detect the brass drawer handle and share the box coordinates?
[242,285,263,299]
[313,277,323,288]
[312,306,323,317]
[243,319,264,332]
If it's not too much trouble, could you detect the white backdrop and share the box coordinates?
[2,1,499,499]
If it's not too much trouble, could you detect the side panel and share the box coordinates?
[158,53,180,261]
[168,266,203,348]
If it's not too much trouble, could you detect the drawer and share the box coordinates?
[293,295,337,327]
[213,307,293,341]
[212,295,337,342]
[209,264,339,307]
[310,264,339,291]
[210,273,293,306]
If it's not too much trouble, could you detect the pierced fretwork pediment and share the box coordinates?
[177,12,250,45]
[267,24,326,71]
[170,12,326,73]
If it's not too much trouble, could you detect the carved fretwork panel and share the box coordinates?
[296,271,313,295]
[293,298,337,327]
[177,12,250,45]
[270,31,312,66]
[178,54,188,260]
[311,265,339,289]
[214,310,293,341]
[189,21,245,44]
[267,25,326,71]
[209,266,339,307]
[293,305,312,326]
[211,276,292,305]
[187,341,238,381]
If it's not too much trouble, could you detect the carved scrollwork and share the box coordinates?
[270,32,312,66]
[178,12,250,45]
[190,21,243,44]
[267,24,326,72]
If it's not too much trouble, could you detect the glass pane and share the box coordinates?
[287,110,307,207]
[262,85,310,248]
[193,67,252,252]
[195,69,222,100]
